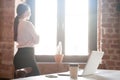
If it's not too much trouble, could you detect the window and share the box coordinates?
[35,0,57,55]
[26,0,97,62]
[65,0,88,55]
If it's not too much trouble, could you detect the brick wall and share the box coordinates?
[101,0,120,70]
[0,0,26,79]
[0,0,15,79]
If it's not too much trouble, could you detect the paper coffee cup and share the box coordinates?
[69,64,79,79]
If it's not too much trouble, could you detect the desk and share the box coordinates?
[12,69,120,80]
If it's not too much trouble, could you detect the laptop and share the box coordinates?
[58,51,104,76]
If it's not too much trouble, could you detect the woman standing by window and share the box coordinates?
[13,3,40,77]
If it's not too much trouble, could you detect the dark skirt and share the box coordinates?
[13,47,40,76]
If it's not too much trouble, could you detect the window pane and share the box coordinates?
[65,0,88,55]
[35,0,57,55]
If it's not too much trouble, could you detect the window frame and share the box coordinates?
[26,0,97,62]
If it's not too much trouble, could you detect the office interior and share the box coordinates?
[0,0,120,79]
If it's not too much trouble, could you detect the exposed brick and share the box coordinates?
[1,50,14,65]
[116,67,120,70]
[0,0,15,79]
[116,50,120,54]
[116,62,120,66]
[111,34,119,38]
[106,28,113,33]
[107,60,116,66]
[0,0,14,8]
[111,55,118,60]
[0,42,14,49]
[103,34,113,38]
[108,0,116,3]
[101,0,120,70]
[0,54,2,64]
[113,40,120,44]
[98,64,106,69]
[0,64,14,78]
[111,44,120,49]
[114,29,120,33]
[103,54,110,59]
[107,67,115,70]
[102,23,112,28]
[102,43,111,48]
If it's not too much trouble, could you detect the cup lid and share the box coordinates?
[69,63,78,67]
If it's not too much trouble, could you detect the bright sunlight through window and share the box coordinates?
[65,0,88,55]
[35,0,88,55]
[35,0,57,55]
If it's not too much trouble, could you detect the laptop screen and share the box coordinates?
[82,51,104,75]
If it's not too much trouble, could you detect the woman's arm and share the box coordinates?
[26,21,39,44]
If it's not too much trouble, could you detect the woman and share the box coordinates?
[13,3,40,77]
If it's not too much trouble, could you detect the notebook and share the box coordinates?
[58,51,104,76]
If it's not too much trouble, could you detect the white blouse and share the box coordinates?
[17,20,39,48]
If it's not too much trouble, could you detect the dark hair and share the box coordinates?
[14,3,30,41]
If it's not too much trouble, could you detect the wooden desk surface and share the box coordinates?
[12,69,120,80]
